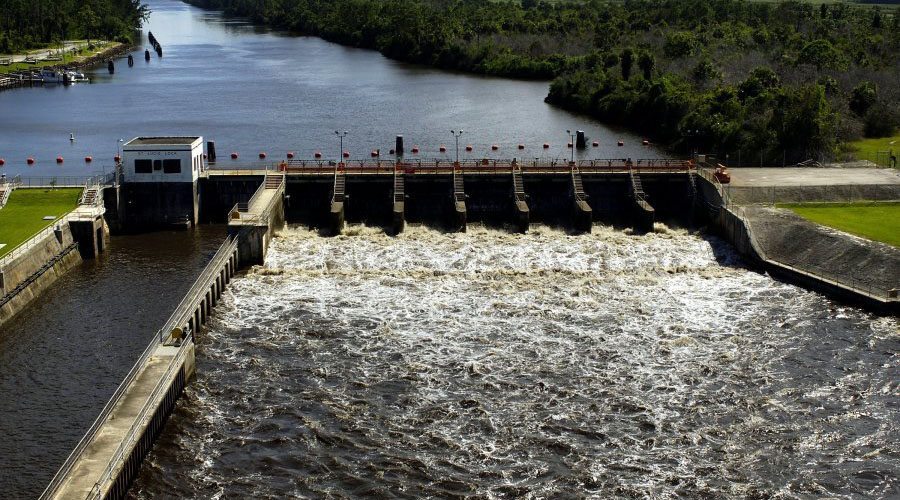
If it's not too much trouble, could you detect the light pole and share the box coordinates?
[450,129,464,164]
[566,129,576,163]
[117,138,124,163]
[334,130,348,162]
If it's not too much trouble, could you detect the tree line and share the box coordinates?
[188,0,899,161]
[0,0,148,53]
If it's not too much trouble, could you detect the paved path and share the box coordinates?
[727,168,900,187]
[0,41,94,65]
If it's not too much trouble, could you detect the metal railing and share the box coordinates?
[228,172,284,225]
[0,212,80,270]
[39,235,239,500]
[85,336,194,500]
[232,158,694,176]
[13,175,105,188]
[157,235,238,344]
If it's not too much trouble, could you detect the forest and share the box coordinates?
[0,0,148,53]
[193,1,900,160]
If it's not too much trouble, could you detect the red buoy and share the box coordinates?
[343,151,350,158]
[617,140,624,147]
[371,151,378,157]
[491,144,499,151]
[85,156,93,163]
[389,149,396,155]
[315,151,322,158]
[287,152,295,159]
[439,145,446,152]
[642,140,650,146]
[465,145,473,152]
[56,156,64,163]
[27,157,35,165]
[231,152,239,159]
[592,141,599,147]
[518,144,525,150]
[543,143,550,149]
[411,146,420,153]
[259,152,267,159]
[567,142,573,148]
[0,159,5,166]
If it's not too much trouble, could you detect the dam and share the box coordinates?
[21,134,894,499]
[1,2,896,497]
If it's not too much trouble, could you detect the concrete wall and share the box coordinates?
[198,177,262,224]
[121,181,198,230]
[698,175,898,312]
[0,225,83,328]
[725,184,900,205]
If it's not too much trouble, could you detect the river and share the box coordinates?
[0,1,897,499]
[0,0,661,179]
[128,225,898,499]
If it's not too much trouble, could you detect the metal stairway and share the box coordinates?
[332,169,345,204]
[629,167,647,202]
[511,163,529,233]
[571,166,587,203]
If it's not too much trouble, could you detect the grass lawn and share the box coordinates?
[0,188,82,258]
[777,201,900,247]
[0,42,119,75]
[847,134,900,166]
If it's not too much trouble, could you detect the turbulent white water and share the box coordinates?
[131,224,898,499]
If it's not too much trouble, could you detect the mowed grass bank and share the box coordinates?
[847,134,900,166]
[777,201,900,247]
[0,188,82,258]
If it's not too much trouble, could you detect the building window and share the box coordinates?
[163,159,182,174]
[135,159,152,173]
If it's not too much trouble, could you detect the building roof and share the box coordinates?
[124,137,201,146]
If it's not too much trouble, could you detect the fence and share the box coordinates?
[13,175,106,188]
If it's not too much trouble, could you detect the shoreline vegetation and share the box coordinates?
[0,41,129,75]
[0,0,149,54]
[184,0,899,165]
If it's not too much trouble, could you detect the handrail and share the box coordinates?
[38,318,161,499]
[0,205,82,270]
[85,334,194,500]
[39,235,239,500]
[157,235,238,343]
[14,175,104,188]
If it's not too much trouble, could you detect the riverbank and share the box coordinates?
[0,42,132,91]
[183,0,900,164]
[698,170,899,313]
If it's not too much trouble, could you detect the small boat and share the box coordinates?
[40,68,89,84]
[40,68,65,83]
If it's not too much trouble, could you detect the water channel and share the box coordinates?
[0,1,897,499]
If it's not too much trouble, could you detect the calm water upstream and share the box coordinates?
[0,1,896,499]
[0,0,660,178]
[129,225,898,499]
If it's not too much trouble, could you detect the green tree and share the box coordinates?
[849,82,877,117]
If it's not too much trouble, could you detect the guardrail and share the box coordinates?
[227,172,284,226]
[0,209,81,270]
[157,235,238,344]
[39,235,240,500]
[13,175,106,188]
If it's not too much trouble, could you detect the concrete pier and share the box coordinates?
[41,236,241,500]
[227,172,285,267]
